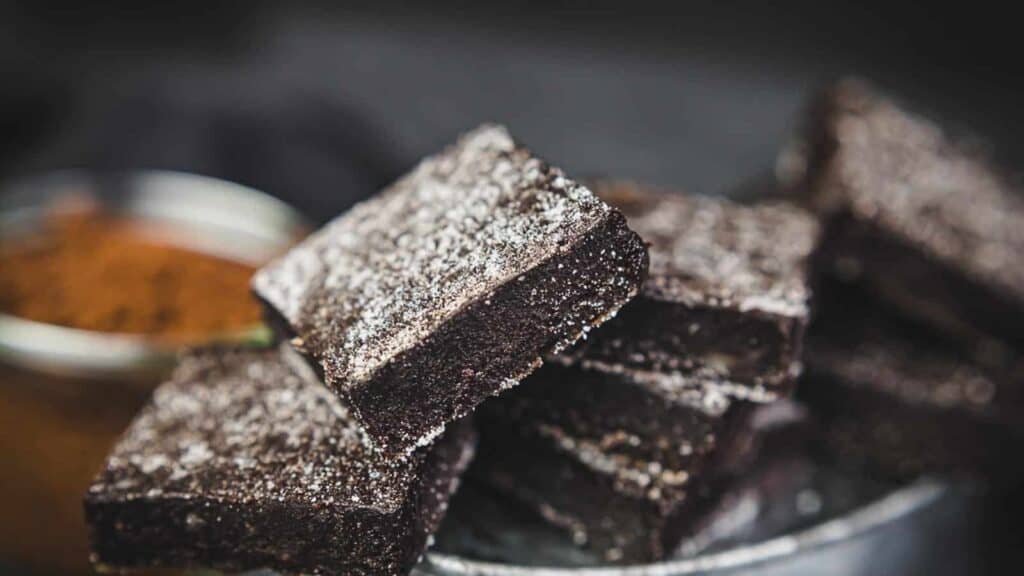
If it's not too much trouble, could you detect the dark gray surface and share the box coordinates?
[8,10,810,201]
[6,5,1023,216]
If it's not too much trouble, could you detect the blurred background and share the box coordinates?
[1,2,1022,575]
[3,2,1024,208]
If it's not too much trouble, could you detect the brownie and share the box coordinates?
[252,125,647,456]
[558,181,818,402]
[487,364,729,504]
[802,79,1024,358]
[474,364,733,564]
[800,282,1017,481]
[476,423,684,564]
[671,400,813,556]
[84,347,476,576]
[476,383,804,564]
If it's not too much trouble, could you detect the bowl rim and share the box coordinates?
[418,479,947,575]
[0,169,308,380]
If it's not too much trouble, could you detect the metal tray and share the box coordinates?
[415,455,951,576]
[236,472,952,576]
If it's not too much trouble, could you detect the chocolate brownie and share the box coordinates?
[671,400,813,556]
[487,364,729,504]
[474,364,732,564]
[84,346,476,576]
[803,79,1024,357]
[558,181,818,402]
[253,125,647,456]
[800,282,1016,481]
[476,423,684,564]
[476,380,804,564]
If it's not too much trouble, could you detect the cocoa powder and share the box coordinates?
[0,208,262,341]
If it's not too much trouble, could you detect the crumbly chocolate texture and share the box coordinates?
[476,425,675,564]
[486,364,727,504]
[559,181,818,401]
[475,392,802,564]
[803,374,1004,482]
[253,125,647,456]
[800,282,1018,480]
[84,347,476,576]
[804,79,1024,351]
[669,400,813,554]
[475,365,731,564]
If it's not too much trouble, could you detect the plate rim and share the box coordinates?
[419,479,947,576]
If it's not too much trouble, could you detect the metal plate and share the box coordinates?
[416,453,947,575]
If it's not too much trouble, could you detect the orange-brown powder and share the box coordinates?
[0,208,262,341]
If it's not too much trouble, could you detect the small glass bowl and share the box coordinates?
[0,170,307,575]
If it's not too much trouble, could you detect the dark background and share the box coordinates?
[3,2,1023,220]
[2,2,1022,574]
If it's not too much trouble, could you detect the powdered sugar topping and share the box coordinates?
[821,82,1024,299]
[253,124,611,389]
[88,347,425,514]
[593,182,818,318]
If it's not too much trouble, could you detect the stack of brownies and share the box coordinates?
[82,122,818,573]
[85,125,652,575]
[473,180,819,562]
[792,80,1024,481]
[82,79,1024,576]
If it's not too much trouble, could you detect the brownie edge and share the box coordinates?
[802,79,1024,352]
[562,181,818,400]
[84,347,477,576]
[253,125,648,456]
[347,208,647,456]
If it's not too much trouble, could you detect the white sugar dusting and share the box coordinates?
[535,423,695,504]
[90,347,428,514]
[820,81,1024,297]
[252,124,613,390]
[595,183,818,318]
[562,356,783,412]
